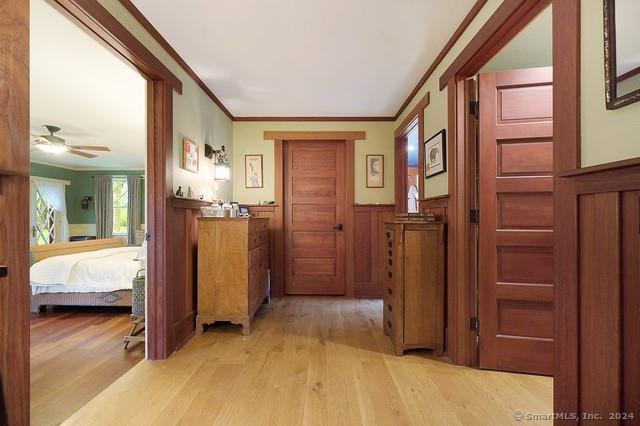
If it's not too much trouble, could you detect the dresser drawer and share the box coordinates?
[248,230,268,250]
[249,220,269,235]
[249,245,267,269]
[249,267,267,307]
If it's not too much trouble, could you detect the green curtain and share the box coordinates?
[94,176,113,239]
[127,176,141,245]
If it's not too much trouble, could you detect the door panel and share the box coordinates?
[285,141,346,294]
[478,67,554,375]
[0,0,30,423]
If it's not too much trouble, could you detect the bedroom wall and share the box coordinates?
[96,0,234,200]
[30,162,145,231]
[232,121,395,205]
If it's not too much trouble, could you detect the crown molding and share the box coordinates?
[119,0,487,123]
[234,116,395,122]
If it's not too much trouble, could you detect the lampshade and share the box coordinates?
[215,161,230,182]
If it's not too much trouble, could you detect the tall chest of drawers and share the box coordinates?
[196,217,270,335]
[383,218,445,356]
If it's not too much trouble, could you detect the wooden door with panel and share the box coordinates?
[0,0,30,423]
[284,141,346,295]
[478,67,554,375]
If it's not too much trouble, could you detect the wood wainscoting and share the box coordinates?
[557,158,640,420]
[420,195,449,222]
[168,197,211,352]
[354,204,396,297]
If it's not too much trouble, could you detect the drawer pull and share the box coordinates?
[387,288,392,296]
[387,241,392,248]
[388,250,392,256]
[387,320,392,329]
[387,271,392,279]
[387,304,392,312]
[387,259,392,266]
[385,232,391,238]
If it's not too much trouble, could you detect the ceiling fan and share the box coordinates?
[31,125,111,158]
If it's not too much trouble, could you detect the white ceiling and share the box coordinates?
[30,0,146,170]
[131,0,476,117]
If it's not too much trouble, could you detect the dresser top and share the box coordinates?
[197,216,269,222]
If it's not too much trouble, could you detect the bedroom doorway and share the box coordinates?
[27,0,148,423]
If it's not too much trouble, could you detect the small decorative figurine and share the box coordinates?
[187,186,194,198]
[175,186,184,197]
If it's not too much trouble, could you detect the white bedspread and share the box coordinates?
[30,246,142,294]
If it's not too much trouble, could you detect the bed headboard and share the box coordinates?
[30,237,126,263]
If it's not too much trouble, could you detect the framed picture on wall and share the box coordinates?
[366,154,384,188]
[181,138,199,173]
[245,154,264,188]
[424,129,446,178]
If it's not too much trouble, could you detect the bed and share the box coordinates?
[29,238,144,313]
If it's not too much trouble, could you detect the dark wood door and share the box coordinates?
[0,0,31,423]
[478,67,554,375]
[285,141,346,295]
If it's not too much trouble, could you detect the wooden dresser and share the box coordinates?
[383,217,445,356]
[196,217,270,335]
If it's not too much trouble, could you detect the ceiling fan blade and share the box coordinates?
[68,149,98,158]
[68,145,111,152]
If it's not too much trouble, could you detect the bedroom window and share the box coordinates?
[112,177,128,235]
[34,190,55,245]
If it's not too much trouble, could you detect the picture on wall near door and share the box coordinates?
[424,129,446,178]
[366,154,384,188]
[245,154,263,188]
[182,138,199,173]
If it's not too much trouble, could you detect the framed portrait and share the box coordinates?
[366,154,384,188]
[181,138,199,173]
[424,130,446,178]
[245,155,263,188]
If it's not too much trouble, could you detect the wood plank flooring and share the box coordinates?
[31,307,144,426]
[63,297,552,425]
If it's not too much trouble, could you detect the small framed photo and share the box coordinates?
[245,155,263,188]
[366,154,384,188]
[424,130,446,178]
[182,138,199,173]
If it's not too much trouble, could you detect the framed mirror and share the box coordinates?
[604,0,640,109]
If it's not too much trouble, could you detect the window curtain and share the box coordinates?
[94,176,113,239]
[34,179,70,243]
[127,176,142,245]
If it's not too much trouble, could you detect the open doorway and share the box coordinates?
[470,6,554,375]
[28,0,147,423]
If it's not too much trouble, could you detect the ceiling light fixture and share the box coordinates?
[35,142,69,154]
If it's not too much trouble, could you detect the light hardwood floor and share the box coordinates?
[63,297,552,425]
[31,307,144,426]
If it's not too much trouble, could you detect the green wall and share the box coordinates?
[30,162,145,225]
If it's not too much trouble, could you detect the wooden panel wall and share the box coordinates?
[420,195,449,222]
[560,159,640,421]
[168,197,210,353]
[354,204,395,297]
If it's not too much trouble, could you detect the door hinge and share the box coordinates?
[470,209,480,224]
[470,317,479,331]
[469,100,479,117]
[145,232,151,242]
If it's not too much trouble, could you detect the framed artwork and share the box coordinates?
[181,138,199,173]
[245,155,263,188]
[366,154,384,188]
[424,129,446,178]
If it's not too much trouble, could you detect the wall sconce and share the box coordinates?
[81,196,93,210]
[205,144,230,182]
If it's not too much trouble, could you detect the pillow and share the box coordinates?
[137,239,147,259]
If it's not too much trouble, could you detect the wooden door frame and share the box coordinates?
[43,0,182,360]
[394,93,430,213]
[263,131,364,298]
[439,0,580,374]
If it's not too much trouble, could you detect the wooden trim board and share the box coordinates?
[264,131,366,141]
